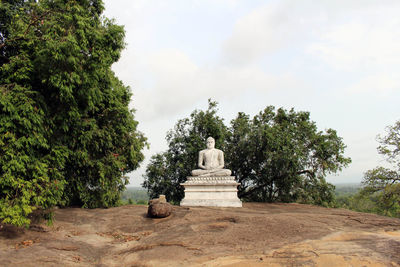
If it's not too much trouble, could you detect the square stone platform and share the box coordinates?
[180,176,242,207]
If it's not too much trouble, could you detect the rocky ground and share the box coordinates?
[1,203,400,266]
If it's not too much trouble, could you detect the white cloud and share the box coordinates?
[221,3,295,66]
[306,5,400,101]
[344,73,400,96]
[308,7,400,71]
[222,1,400,70]
[132,48,306,121]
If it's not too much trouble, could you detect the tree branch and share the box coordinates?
[297,169,315,178]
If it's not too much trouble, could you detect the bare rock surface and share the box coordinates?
[1,203,400,266]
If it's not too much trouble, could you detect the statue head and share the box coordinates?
[206,137,215,149]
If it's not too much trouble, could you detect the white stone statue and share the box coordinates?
[191,137,232,177]
[181,137,241,207]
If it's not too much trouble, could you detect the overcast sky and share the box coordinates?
[103,0,400,186]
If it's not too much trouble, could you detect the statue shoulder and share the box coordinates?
[215,148,224,154]
[199,149,207,154]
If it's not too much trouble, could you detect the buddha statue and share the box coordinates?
[191,137,232,177]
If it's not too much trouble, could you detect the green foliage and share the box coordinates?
[0,85,65,226]
[143,100,228,203]
[334,183,360,208]
[226,107,350,205]
[1,0,146,226]
[334,182,400,218]
[353,121,400,217]
[377,120,400,165]
[120,187,149,205]
[143,101,351,205]
[359,167,400,216]
[338,121,400,218]
[334,183,361,195]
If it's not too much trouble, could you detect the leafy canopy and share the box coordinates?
[227,107,351,204]
[143,101,351,205]
[143,100,227,203]
[356,121,400,217]
[1,0,146,226]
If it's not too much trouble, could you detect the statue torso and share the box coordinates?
[201,148,222,169]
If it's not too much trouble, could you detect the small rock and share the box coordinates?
[147,196,172,218]
[159,195,166,203]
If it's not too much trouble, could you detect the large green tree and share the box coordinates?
[226,107,351,205]
[1,0,146,226]
[143,102,351,206]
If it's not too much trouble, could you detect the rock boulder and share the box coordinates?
[147,195,172,218]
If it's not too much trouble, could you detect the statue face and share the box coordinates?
[206,138,215,149]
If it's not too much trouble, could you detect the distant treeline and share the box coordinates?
[334,183,361,195]
[334,183,399,218]
[120,187,149,205]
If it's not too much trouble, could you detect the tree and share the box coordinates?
[143,101,350,206]
[1,0,146,226]
[226,107,351,205]
[142,100,228,203]
[356,121,400,217]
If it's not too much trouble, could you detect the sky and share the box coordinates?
[103,0,400,186]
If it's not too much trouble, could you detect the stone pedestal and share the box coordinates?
[180,176,242,207]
